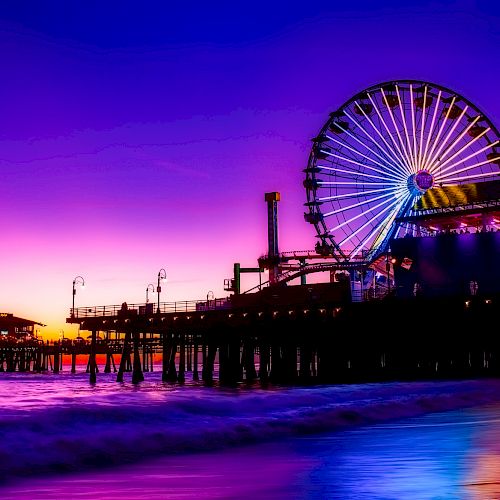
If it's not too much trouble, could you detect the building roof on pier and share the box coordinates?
[0,313,46,327]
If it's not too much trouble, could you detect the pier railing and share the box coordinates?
[71,298,231,319]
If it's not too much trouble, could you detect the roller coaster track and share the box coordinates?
[243,259,371,294]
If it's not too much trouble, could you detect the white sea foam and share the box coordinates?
[0,373,499,481]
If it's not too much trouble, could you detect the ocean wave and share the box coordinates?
[1,377,500,482]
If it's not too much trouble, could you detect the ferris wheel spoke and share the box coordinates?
[366,92,413,175]
[347,197,408,259]
[331,118,409,179]
[394,223,406,239]
[426,105,469,169]
[318,185,403,202]
[367,92,410,173]
[319,164,401,182]
[365,193,414,254]
[330,120,392,160]
[338,196,404,247]
[439,171,500,184]
[436,156,500,182]
[417,86,429,170]
[409,84,419,171]
[424,96,457,169]
[436,169,500,184]
[395,85,416,171]
[319,148,403,181]
[433,140,498,177]
[379,90,415,175]
[328,195,404,233]
[325,133,404,180]
[421,90,443,169]
[435,156,500,180]
[427,117,483,174]
[337,117,406,181]
[430,129,495,175]
[319,181,393,187]
[322,190,404,217]
[318,165,402,184]
[347,105,409,178]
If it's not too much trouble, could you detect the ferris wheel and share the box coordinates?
[304,80,500,263]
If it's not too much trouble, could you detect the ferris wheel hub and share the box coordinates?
[408,170,434,194]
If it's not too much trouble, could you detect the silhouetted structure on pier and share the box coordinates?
[392,230,500,298]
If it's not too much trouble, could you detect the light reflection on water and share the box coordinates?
[3,404,500,499]
[296,405,500,499]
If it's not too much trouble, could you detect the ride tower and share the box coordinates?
[265,192,280,284]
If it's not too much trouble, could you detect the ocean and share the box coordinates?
[1,369,500,499]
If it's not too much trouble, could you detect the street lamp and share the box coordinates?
[146,283,155,303]
[157,268,166,313]
[72,276,85,318]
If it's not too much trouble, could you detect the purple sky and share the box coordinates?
[1,1,499,338]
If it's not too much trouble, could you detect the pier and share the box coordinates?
[4,78,500,386]
[2,284,498,385]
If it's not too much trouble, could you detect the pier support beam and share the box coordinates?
[193,335,199,381]
[117,331,132,382]
[259,340,270,382]
[242,337,257,382]
[104,352,116,373]
[53,344,60,374]
[89,330,97,384]
[203,343,217,383]
[132,332,145,384]
[162,330,169,382]
[178,333,185,383]
[167,334,178,381]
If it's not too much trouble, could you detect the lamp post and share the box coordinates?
[72,276,85,318]
[146,283,155,303]
[157,268,166,313]
[207,290,214,309]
